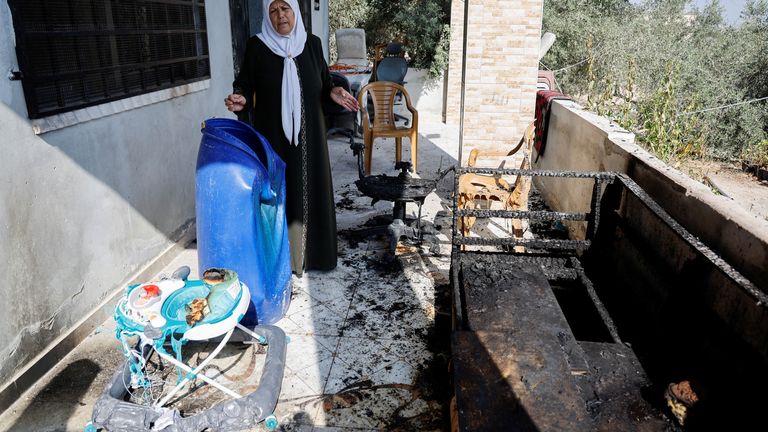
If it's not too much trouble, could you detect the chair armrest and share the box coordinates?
[357,89,371,131]
[401,88,418,118]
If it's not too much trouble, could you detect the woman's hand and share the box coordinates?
[224,94,246,112]
[330,86,359,112]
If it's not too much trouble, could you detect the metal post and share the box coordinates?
[458,0,470,167]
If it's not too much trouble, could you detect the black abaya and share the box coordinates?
[234,34,337,273]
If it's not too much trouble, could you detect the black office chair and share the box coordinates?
[374,56,409,125]
[372,42,405,82]
[324,72,357,143]
[375,56,407,86]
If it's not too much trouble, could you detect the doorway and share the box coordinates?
[229,0,313,77]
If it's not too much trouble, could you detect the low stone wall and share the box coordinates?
[533,100,768,292]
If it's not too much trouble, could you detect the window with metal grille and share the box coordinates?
[8,0,210,119]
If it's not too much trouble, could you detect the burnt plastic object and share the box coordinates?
[88,325,287,432]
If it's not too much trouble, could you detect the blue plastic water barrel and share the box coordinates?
[196,118,292,326]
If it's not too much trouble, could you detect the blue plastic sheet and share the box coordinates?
[196,118,292,325]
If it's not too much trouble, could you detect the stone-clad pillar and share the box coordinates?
[445,0,466,125]
[446,0,543,161]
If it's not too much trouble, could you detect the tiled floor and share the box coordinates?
[265,121,457,430]
[0,115,460,432]
[156,236,451,431]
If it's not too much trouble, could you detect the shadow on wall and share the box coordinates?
[1,95,204,263]
[0,0,233,418]
[0,92,208,391]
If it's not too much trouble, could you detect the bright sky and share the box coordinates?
[631,0,748,24]
[693,0,748,23]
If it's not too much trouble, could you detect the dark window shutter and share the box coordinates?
[8,0,210,119]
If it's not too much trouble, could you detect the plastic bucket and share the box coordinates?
[196,118,291,325]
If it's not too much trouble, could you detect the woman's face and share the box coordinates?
[269,0,295,36]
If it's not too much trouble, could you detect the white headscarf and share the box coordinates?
[258,0,307,146]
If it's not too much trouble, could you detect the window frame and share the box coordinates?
[8,0,211,120]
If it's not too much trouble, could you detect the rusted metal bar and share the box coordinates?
[586,178,603,241]
[456,168,616,180]
[451,154,464,329]
[455,209,588,221]
[454,237,591,250]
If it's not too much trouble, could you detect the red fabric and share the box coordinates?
[534,90,571,158]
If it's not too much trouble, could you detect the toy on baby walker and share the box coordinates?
[86,266,286,432]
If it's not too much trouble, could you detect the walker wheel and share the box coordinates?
[264,414,279,430]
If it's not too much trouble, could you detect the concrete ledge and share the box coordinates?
[0,220,196,415]
[534,100,768,292]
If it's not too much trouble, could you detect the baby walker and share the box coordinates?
[86,267,286,432]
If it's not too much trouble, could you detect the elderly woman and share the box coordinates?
[225,0,358,274]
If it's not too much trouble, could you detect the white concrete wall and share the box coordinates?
[533,100,768,291]
[0,1,235,390]
[532,100,635,230]
[402,68,445,120]
[311,0,329,61]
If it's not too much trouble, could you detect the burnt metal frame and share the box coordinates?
[616,173,767,305]
[451,167,614,250]
[450,168,614,334]
[449,168,767,338]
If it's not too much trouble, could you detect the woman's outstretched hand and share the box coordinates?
[224,94,246,112]
[330,86,359,112]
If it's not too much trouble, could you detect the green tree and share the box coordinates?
[541,0,635,95]
[364,0,450,75]
[328,0,368,63]
[328,0,451,78]
[543,0,768,165]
